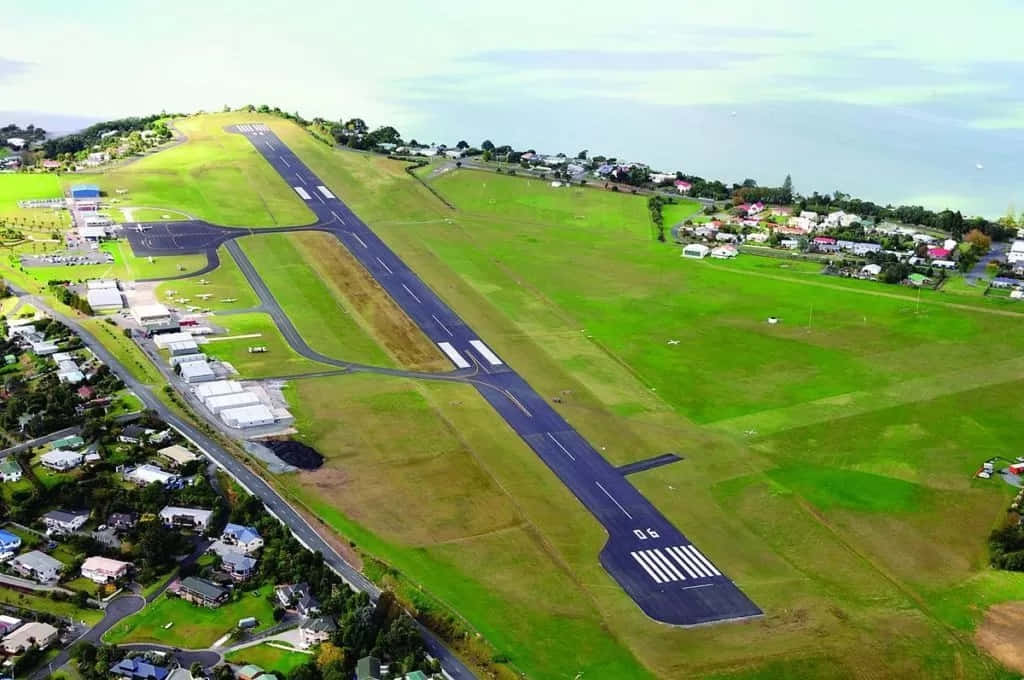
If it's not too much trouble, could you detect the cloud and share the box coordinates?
[0,56,31,81]
[462,48,768,71]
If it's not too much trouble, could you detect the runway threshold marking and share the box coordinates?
[376,257,394,274]
[432,314,453,337]
[401,283,422,303]
[469,339,502,365]
[546,432,576,461]
[331,211,346,225]
[595,481,633,519]
[294,187,312,200]
[438,342,470,369]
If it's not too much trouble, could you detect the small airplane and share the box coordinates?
[666,339,680,345]
[175,297,190,303]
[220,298,238,303]
[197,279,209,285]
[196,293,213,300]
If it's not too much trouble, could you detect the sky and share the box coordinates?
[1,0,1022,216]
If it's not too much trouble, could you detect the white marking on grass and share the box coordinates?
[546,432,575,461]
[293,187,311,200]
[469,339,502,365]
[595,481,633,519]
[438,342,470,369]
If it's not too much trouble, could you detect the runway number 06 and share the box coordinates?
[633,528,660,540]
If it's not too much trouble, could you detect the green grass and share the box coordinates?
[238,233,395,367]
[0,174,70,229]
[124,207,193,222]
[224,644,312,674]
[105,586,277,648]
[107,389,144,417]
[661,201,703,226]
[200,312,327,377]
[0,586,102,625]
[155,245,259,311]
[69,113,315,227]
[21,240,206,283]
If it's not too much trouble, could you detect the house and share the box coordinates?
[124,464,181,489]
[990,277,1021,289]
[714,231,738,243]
[12,550,63,582]
[299,616,337,648]
[177,576,229,607]
[158,444,199,467]
[710,245,738,259]
[746,201,765,217]
[812,236,839,253]
[110,658,170,680]
[0,530,21,557]
[1,621,58,653]
[276,582,320,616]
[219,551,257,582]
[0,459,22,482]
[42,509,89,534]
[850,242,882,256]
[1007,240,1024,264]
[159,506,212,532]
[221,524,263,554]
[81,556,133,584]
[50,434,84,450]
[108,512,139,531]
[932,259,957,270]
[745,231,770,243]
[927,247,951,259]
[236,665,267,680]
[0,615,22,635]
[357,656,382,680]
[682,243,710,259]
[861,264,883,277]
[40,449,84,472]
[908,273,931,286]
[118,424,150,444]
[799,210,819,222]
[403,673,429,680]
[674,180,692,194]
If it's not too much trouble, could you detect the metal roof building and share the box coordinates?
[178,361,215,383]
[194,380,243,399]
[87,287,124,309]
[221,404,276,428]
[204,391,261,414]
[71,183,100,199]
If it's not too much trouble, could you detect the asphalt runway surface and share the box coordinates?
[126,123,762,627]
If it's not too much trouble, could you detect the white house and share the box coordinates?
[221,524,263,555]
[123,464,180,488]
[1008,241,1024,264]
[80,556,132,584]
[11,551,63,583]
[714,231,738,243]
[860,263,882,277]
[42,509,89,534]
[159,506,212,532]
[710,245,738,259]
[932,259,957,270]
[682,243,710,259]
[0,459,22,482]
[40,449,83,471]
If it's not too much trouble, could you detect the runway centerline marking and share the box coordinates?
[376,257,393,275]
[595,481,633,519]
[281,157,291,168]
[295,173,306,184]
[348,231,366,248]
[331,211,346,225]
[546,432,576,461]
[503,389,532,417]
[401,283,422,303]
[431,314,453,337]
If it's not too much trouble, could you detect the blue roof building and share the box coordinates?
[221,523,263,554]
[71,183,100,199]
[0,530,21,555]
[110,658,170,680]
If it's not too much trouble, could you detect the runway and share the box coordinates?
[127,123,762,626]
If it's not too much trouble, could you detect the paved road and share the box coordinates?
[118,643,222,668]
[0,424,79,458]
[125,123,760,626]
[10,287,476,680]
[966,241,1006,282]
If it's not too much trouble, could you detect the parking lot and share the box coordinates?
[20,247,114,267]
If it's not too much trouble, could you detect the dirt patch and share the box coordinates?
[263,439,324,470]
[291,232,448,371]
[976,601,1024,673]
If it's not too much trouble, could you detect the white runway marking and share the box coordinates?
[295,173,306,184]
[546,433,576,461]
[331,211,345,225]
[650,549,686,581]
[376,257,393,274]
[401,283,422,303]
[666,546,700,578]
[281,157,291,168]
[432,314,453,337]
[266,141,275,151]
[684,545,721,576]
[633,551,668,583]
[438,342,470,369]
[316,185,335,199]
[631,552,663,583]
[293,186,312,200]
[314,192,324,203]
[595,481,633,519]
[503,389,533,417]
[349,231,366,248]
[469,340,502,365]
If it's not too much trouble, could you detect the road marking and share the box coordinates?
[293,187,311,200]
[266,141,275,151]
[349,231,366,248]
[546,432,576,461]
[316,185,335,199]
[635,551,670,582]
[401,283,422,303]
[331,211,346,225]
[672,545,710,577]
[438,342,470,369]
[595,481,633,519]
[431,314,453,337]
[666,546,700,578]
[681,583,714,590]
[684,545,721,576]
[469,339,502,365]
[314,192,324,203]
[295,173,306,184]
[503,389,532,417]
[376,257,393,274]
[281,157,291,168]
[631,552,663,583]
[650,549,686,581]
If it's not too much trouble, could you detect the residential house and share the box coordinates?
[158,444,199,467]
[275,582,320,616]
[159,506,212,532]
[1008,240,1024,264]
[118,424,149,444]
[219,551,257,582]
[42,509,89,534]
[357,656,382,680]
[710,245,738,259]
[932,259,957,270]
[110,658,170,680]
[177,576,229,608]
[0,530,21,558]
[81,556,133,584]
[0,459,22,482]
[1,621,58,653]
[221,524,263,554]
[12,550,63,582]
[927,247,952,260]
[990,277,1021,289]
[123,464,181,489]
[236,665,267,680]
[299,616,337,648]
[912,233,936,244]
[746,202,765,217]
[40,449,83,471]
[49,434,84,450]
[860,264,883,278]
[673,180,692,194]
[0,615,22,636]
[108,512,139,531]
[714,231,738,243]
[812,236,839,253]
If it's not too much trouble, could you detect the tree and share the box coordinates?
[481,150,492,162]
[456,140,469,149]
[965,228,991,253]
[781,174,794,203]
[317,643,345,670]
[576,149,588,160]
[480,140,494,151]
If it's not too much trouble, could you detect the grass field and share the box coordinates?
[224,644,312,674]
[69,113,315,227]
[239,112,1024,679]
[155,245,259,311]
[105,587,276,647]
[0,174,70,229]
[200,312,327,377]
[21,240,205,283]
[0,586,102,625]
[661,201,704,227]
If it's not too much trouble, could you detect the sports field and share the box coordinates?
[68,113,315,227]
